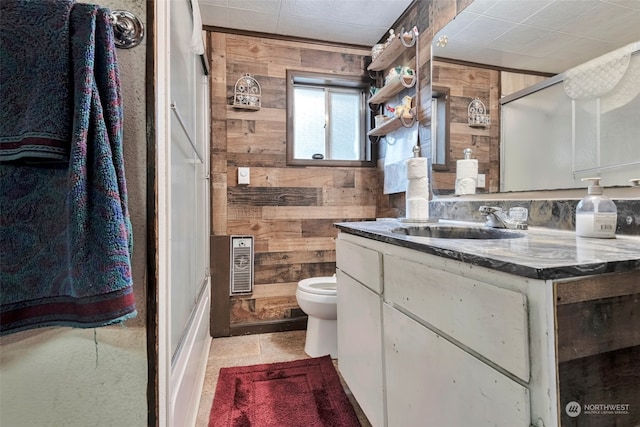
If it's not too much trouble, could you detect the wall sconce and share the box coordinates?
[233,73,261,110]
[468,97,490,127]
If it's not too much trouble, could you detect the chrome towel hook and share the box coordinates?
[109,10,144,49]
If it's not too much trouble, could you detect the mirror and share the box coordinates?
[430,0,640,195]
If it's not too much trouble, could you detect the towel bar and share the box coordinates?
[110,10,144,49]
[170,102,204,164]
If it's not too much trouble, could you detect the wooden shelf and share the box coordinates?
[368,32,415,72]
[368,116,416,136]
[367,27,419,138]
[369,74,416,105]
[368,116,401,136]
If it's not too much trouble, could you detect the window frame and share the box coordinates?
[431,85,451,171]
[286,70,374,167]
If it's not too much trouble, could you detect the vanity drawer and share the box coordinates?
[384,253,530,382]
[336,237,383,294]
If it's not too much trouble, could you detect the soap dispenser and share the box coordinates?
[575,177,617,238]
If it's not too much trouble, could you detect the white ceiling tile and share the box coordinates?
[279,0,335,18]
[604,0,640,11]
[550,36,625,63]
[228,0,281,14]
[440,43,521,69]
[485,0,554,23]
[559,3,640,42]
[462,0,501,14]
[198,0,639,72]
[279,0,412,28]
[522,31,581,58]
[199,3,229,27]
[435,10,479,38]
[453,15,516,46]
[275,15,334,41]
[328,1,413,27]
[276,14,384,45]
[227,8,279,33]
[523,0,600,30]
[338,25,392,47]
[490,24,550,52]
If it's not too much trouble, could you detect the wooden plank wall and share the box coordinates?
[431,60,500,193]
[555,271,640,426]
[430,61,548,194]
[376,0,466,211]
[208,32,378,328]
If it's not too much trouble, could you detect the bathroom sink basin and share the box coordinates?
[390,225,525,239]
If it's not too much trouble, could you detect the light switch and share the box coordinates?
[477,174,486,188]
[238,167,250,185]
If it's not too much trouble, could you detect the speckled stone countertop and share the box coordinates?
[335,220,640,280]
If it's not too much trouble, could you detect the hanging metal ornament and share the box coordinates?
[233,73,261,110]
[468,97,490,127]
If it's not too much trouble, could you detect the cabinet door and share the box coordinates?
[385,254,529,382]
[383,303,530,427]
[337,270,385,427]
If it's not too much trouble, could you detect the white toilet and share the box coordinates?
[296,275,338,358]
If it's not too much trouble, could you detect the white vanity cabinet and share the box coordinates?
[383,253,531,427]
[384,253,530,382]
[336,224,640,427]
[336,232,559,427]
[383,303,530,427]
[336,237,385,427]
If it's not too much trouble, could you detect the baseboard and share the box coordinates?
[230,316,307,336]
[170,281,212,427]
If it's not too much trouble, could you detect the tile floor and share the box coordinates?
[194,330,371,427]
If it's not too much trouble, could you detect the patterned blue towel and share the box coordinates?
[0,4,136,335]
[0,0,75,162]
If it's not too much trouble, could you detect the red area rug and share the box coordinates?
[209,355,361,427]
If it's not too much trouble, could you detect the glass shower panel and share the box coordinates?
[572,60,640,184]
[573,99,599,173]
[170,115,199,357]
[600,91,640,182]
[168,0,208,359]
[501,82,573,192]
[502,50,640,192]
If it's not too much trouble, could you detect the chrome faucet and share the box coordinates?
[479,206,528,230]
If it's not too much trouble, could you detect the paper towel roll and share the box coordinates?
[406,157,428,179]
[406,197,429,220]
[407,177,429,197]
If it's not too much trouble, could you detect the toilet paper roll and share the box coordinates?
[407,177,429,197]
[455,177,477,195]
[456,159,478,179]
[406,157,428,179]
[406,197,429,220]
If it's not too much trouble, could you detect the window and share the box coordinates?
[286,70,373,166]
[431,86,450,170]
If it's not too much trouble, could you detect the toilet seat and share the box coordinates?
[297,276,337,296]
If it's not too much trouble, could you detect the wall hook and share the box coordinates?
[110,10,144,49]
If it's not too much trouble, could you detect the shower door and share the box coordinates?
[157,0,211,425]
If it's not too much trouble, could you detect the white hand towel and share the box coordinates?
[190,0,204,55]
